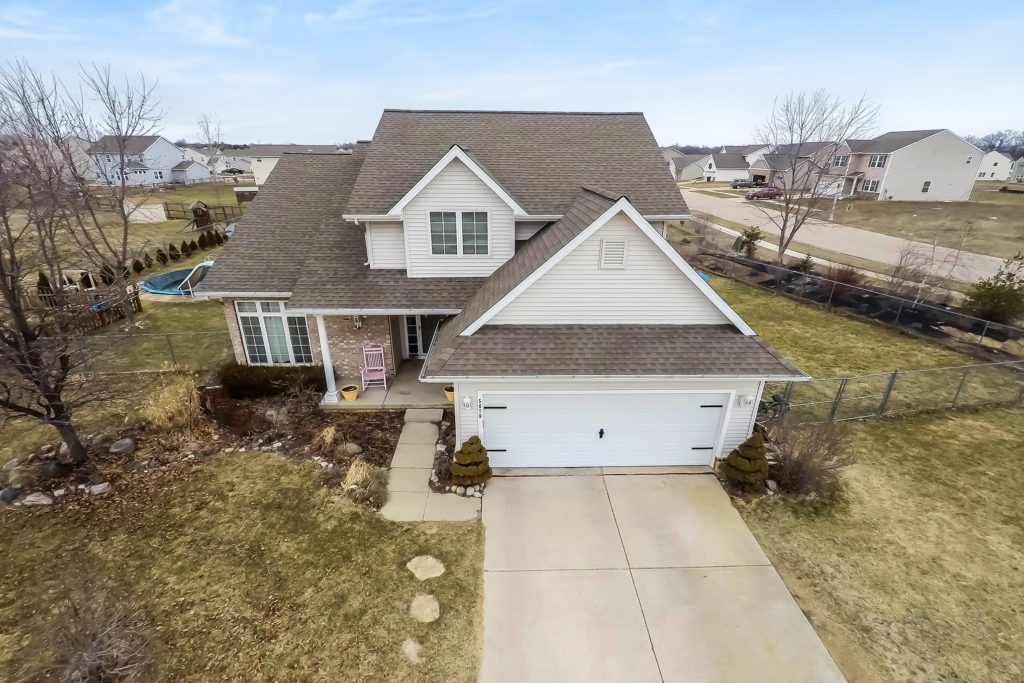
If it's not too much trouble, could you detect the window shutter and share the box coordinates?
[600,240,628,269]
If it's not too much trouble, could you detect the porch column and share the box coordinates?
[316,315,339,403]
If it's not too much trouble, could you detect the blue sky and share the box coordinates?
[1,0,1020,145]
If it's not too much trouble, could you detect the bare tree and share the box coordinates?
[753,90,878,262]
[0,61,159,463]
[197,110,221,171]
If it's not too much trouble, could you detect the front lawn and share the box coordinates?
[739,406,1024,681]
[0,451,483,681]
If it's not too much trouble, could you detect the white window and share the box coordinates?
[979,171,987,178]
[869,154,887,168]
[921,181,931,193]
[966,156,973,164]
[154,171,164,180]
[862,179,880,193]
[599,239,628,269]
[429,210,488,255]
[235,301,313,365]
[830,155,848,168]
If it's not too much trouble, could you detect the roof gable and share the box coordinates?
[455,189,754,336]
[88,135,164,155]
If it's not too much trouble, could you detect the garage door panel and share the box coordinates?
[481,392,728,468]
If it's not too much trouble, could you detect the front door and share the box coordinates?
[403,315,444,359]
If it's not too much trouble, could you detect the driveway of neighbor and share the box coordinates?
[681,188,1003,282]
[480,473,844,683]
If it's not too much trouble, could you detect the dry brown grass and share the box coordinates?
[739,407,1024,681]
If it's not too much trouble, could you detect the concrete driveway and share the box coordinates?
[682,188,1003,282]
[480,473,844,682]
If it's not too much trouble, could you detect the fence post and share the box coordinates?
[827,280,837,306]
[978,321,989,344]
[165,334,178,370]
[828,378,849,422]
[951,367,970,407]
[878,369,899,415]
[782,381,794,404]
[895,300,904,323]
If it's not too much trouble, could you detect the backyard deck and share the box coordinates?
[326,359,451,410]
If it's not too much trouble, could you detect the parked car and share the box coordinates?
[745,187,784,200]
[731,178,754,188]
[221,168,245,175]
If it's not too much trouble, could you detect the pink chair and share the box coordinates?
[360,345,388,391]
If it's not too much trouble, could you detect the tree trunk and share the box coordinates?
[53,420,87,465]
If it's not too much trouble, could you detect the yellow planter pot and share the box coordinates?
[341,385,359,401]
[443,385,455,402]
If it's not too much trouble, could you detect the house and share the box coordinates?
[978,150,1013,181]
[702,153,750,182]
[824,130,981,201]
[1013,157,1024,183]
[671,153,711,181]
[212,151,253,173]
[87,135,211,186]
[749,153,823,190]
[182,147,209,166]
[171,160,213,184]
[719,144,771,165]
[248,144,342,185]
[198,110,806,468]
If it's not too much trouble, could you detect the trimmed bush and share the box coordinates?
[168,245,180,261]
[719,432,769,492]
[180,240,192,256]
[143,252,153,269]
[197,232,209,249]
[189,239,199,252]
[155,248,168,265]
[450,436,492,486]
[214,230,225,245]
[964,253,1024,324]
[131,259,145,274]
[217,361,327,399]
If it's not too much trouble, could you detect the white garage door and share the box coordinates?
[479,391,729,468]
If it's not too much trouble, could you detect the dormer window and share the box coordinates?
[429,210,489,255]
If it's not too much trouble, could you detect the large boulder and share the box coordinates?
[1,487,22,504]
[108,438,136,455]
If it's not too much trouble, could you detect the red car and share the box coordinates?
[745,187,784,200]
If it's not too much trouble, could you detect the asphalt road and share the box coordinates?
[682,189,1004,283]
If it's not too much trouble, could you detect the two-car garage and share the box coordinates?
[476,391,734,468]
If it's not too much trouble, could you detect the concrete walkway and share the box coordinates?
[379,409,480,522]
[682,188,1003,282]
[480,473,844,682]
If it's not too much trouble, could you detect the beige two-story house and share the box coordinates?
[199,110,805,468]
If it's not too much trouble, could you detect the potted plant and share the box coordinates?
[341,384,359,401]
[443,384,455,401]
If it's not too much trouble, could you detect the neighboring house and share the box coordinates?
[749,153,823,190]
[978,150,1013,181]
[660,145,688,163]
[672,153,712,181]
[214,151,253,173]
[88,135,211,186]
[182,147,209,166]
[719,144,771,165]
[63,136,97,182]
[199,110,806,468]
[248,144,342,185]
[1013,157,1024,183]
[171,160,213,184]
[828,130,981,201]
[703,153,750,182]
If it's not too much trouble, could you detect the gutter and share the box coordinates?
[418,372,811,383]
[285,307,461,315]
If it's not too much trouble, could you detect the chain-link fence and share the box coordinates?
[764,360,1024,423]
[82,332,233,373]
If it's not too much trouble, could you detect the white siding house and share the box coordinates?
[365,222,407,269]
[89,135,191,186]
[879,130,980,201]
[978,150,1013,181]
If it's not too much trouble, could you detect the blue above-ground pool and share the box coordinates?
[140,261,213,295]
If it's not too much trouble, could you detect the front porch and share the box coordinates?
[322,359,451,410]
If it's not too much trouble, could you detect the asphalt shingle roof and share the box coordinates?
[674,153,710,167]
[710,153,749,170]
[87,135,163,155]
[244,144,342,157]
[847,130,943,154]
[422,324,806,379]
[344,110,688,216]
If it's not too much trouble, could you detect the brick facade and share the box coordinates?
[223,302,397,381]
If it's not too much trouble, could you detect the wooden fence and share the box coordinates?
[162,202,245,221]
[28,283,143,334]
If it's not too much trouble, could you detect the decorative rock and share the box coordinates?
[766,479,778,493]
[339,442,363,456]
[59,442,70,457]
[456,486,465,496]
[271,441,282,449]
[42,461,72,479]
[409,594,440,623]
[52,488,66,498]
[473,491,482,498]
[436,444,447,452]
[450,485,457,493]
[406,555,446,581]
[466,486,475,495]
[1,486,22,504]
[86,482,110,496]
[2,457,21,472]
[19,492,54,506]
[187,441,202,453]
[402,638,422,664]
[108,438,136,455]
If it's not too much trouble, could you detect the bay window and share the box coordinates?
[235,301,313,365]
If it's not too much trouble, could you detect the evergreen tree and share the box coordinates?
[143,252,153,269]
[180,240,191,256]
[156,248,168,265]
[168,244,180,261]
[450,436,492,486]
[131,259,144,274]
[719,432,770,492]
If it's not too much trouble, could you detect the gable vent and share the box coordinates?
[599,240,628,269]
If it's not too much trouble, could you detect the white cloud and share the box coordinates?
[147,0,250,46]
[0,6,78,40]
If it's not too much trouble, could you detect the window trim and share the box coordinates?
[234,300,314,366]
[426,209,491,256]
[862,179,880,193]
[830,154,848,168]
[965,156,973,164]
[868,154,887,168]
[921,180,931,193]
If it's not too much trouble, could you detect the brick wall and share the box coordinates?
[323,315,396,380]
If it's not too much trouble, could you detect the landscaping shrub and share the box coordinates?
[155,248,168,265]
[217,361,326,399]
[964,253,1024,324]
[733,227,763,259]
[826,264,865,299]
[168,245,180,261]
[197,232,209,250]
[719,432,769,492]
[143,253,153,269]
[188,239,199,253]
[450,436,492,486]
[131,259,144,274]
[790,254,815,274]
[179,240,192,256]
[766,416,854,496]
[138,375,198,432]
